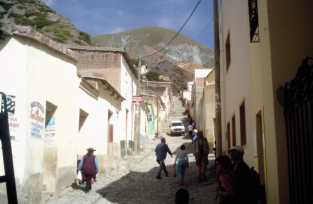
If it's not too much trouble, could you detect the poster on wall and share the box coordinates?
[30,101,45,138]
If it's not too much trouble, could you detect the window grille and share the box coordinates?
[225,32,231,70]
[248,0,260,42]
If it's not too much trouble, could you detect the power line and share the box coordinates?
[141,0,203,59]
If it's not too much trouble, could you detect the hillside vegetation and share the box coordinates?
[93,27,214,67]
[0,0,91,45]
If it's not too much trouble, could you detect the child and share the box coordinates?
[175,145,189,185]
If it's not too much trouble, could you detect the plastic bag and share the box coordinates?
[77,170,82,181]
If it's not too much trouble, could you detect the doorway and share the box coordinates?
[43,101,57,194]
[107,110,113,156]
[256,111,265,185]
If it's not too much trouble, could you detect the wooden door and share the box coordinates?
[256,111,265,185]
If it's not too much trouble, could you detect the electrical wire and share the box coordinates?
[141,0,203,59]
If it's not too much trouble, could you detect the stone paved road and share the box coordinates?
[46,135,217,204]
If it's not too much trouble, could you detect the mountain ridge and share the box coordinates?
[93,26,214,66]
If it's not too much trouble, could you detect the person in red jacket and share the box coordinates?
[78,148,99,191]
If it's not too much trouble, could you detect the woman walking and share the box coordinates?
[175,145,189,185]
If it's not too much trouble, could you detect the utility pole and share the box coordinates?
[156,96,159,137]
[134,56,142,152]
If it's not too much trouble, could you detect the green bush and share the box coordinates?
[32,14,54,29]
[129,58,140,67]
[15,15,33,26]
[38,5,51,14]
[43,24,72,43]
[145,71,160,81]
[15,14,54,29]
[78,31,91,44]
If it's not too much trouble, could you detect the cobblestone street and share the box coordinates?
[46,135,217,204]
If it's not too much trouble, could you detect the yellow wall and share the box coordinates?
[266,1,313,203]
[219,0,313,203]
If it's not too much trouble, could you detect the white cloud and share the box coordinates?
[111,27,125,33]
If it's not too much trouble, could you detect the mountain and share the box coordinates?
[93,27,214,91]
[0,1,214,91]
[93,27,214,67]
[0,0,91,45]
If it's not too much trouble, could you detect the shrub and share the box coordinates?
[15,14,54,29]
[32,14,54,29]
[38,5,51,14]
[15,15,33,26]
[78,31,91,44]
[43,24,72,43]
[145,71,160,81]
[129,58,140,67]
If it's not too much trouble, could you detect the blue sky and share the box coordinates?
[44,0,214,48]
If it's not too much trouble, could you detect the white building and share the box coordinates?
[69,46,139,157]
[0,30,79,203]
[192,68,212,126]
[0,29,125,203]
[77,77,124,171]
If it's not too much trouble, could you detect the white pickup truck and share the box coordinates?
[169,120,185,136]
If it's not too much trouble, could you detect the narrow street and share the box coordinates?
[46,135,217,204]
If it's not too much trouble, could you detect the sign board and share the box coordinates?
[132,96,144,105]
[30,101,45,138]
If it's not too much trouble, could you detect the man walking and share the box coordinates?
[155,137,173,179]
[194,131,209,182]
[229,146,257,204]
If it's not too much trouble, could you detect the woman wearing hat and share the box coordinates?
[78,148,99,191]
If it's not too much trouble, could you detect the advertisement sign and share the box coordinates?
[30,101,45,138]
[132,96,144,106]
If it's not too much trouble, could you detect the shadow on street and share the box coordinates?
[96,161,217,204]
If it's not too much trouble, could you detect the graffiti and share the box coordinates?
[8,115,19,137]
[7,95,16,114]
[30,101,45,138]
[0,95,16,113]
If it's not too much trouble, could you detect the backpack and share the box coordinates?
[82,155,97,175]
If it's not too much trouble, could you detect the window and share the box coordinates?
[248,0,260,42]
[108,110,113,143]
[240,101,247,145]
[227,122,231,149]
[79,109,88,131]
[225,32,231,70]
[232,115,236,146]
[45,101,57,127]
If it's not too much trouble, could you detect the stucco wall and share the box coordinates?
[77,85,121,171]
[0,38,29,203]
[73,50,122,92]
[219,0,254,163]
[266,1,313,203]
[120,55,137,155]
[24,37,80,196]
[0,37,80,203]
[202,70,215,149]
[219,0,313,203]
